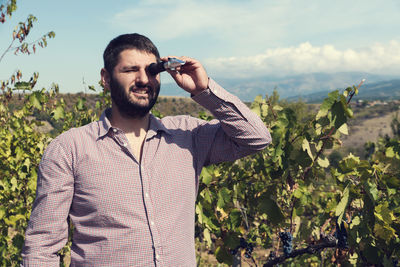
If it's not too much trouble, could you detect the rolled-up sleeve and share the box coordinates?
[21,138,74,266]
[191,78,271,166]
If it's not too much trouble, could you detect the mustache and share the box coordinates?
[129,84,152,91]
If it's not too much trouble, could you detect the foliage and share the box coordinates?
[2,80,399,266]
[195,83,400,266]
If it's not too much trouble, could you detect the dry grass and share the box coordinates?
[342,111,397,148]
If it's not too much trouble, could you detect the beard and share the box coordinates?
[109,76,160,119]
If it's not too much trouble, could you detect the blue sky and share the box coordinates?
[1,0,400,94]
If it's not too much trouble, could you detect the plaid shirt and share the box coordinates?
[21,78,271,266]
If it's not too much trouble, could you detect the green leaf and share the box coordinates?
[217,188,231,209]
[75,97,86,111]
[258,194,284,225]
[12,234,25,249]
[335,183,350,224]
[201,167,212,185]
[338,123,348,135]
[203,228,212,247]
[316,90,339,119]
[261,104,269,117]
[385,175,400,188]
[293,188,303,199]
[317,156,330,168]
[224,233,240,249]
[10,177,18,191]
[253,95,263,104]
[51,106,65,120]
[374,202,395,224]
[215,245,233,265]
[29,93,41,109]
[302,138,313,161]
[374,224,396,243]
[331,101,347,130]
[364,181,378,202]
[228,209,242,230]
[385,147,395,158]
[14,81,31,90]
[350,216,361,229]
[0,207,6,220]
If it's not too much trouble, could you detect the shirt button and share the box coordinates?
[145,193,149,198]
[113,128,117,133]
[122,142,127,147]
[155,254,160,260]
[150,221,155,226]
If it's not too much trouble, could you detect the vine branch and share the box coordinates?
[263,236,337,267]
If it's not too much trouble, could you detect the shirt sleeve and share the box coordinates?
[191,78,272,167]
[21,137,74,266]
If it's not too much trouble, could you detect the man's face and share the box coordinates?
[107,49,161,118]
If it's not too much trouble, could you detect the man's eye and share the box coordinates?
[124,68,139,72]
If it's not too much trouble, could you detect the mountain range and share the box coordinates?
[160,72,400,103]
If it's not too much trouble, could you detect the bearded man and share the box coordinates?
[22,33,271,266]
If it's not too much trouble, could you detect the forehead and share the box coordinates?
[116,49,157,67]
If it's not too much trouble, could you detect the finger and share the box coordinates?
[165,67,181,80]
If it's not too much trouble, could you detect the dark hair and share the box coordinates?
[103,33,160,73]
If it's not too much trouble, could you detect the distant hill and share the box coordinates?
[159,72,399,102]
[286,79,400,103]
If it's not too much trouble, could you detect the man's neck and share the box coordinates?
[109,105,150,137]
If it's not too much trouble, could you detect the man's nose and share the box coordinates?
[136,68,149,85]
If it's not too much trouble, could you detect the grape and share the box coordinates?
[279,231,293,256]
[230,248,238,255]
[268,251,277,260]
[245,242,254,258]
[240,238,247,248]
[234,238,255,259]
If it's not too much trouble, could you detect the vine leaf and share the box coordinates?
[338,123,348,135]
[258,194,284,225]
[335,183,350,224]
[317,156,329,168]
[51,106,65,120]
[302,138,313,161]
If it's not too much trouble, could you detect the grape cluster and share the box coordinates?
[335,221,348,249]
[229,238,254,259]
[268,251,277,260]
[279,231,293,256]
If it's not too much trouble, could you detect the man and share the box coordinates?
[22,33,271,266]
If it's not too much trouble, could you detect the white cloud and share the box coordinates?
[111,0,292,44]
[204,41,400,78]
[111,0,400,57]
[110,0,400,78]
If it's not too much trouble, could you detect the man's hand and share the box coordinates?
[162,56,208,96]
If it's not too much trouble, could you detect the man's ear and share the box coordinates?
[100,68,110,91]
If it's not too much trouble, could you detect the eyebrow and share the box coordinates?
[120,65,140,71]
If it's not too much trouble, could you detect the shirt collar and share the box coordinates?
[98,108,171,139]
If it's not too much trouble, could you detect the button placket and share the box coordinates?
[140,165,162,260]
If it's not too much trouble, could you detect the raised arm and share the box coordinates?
[191,78,271,167]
